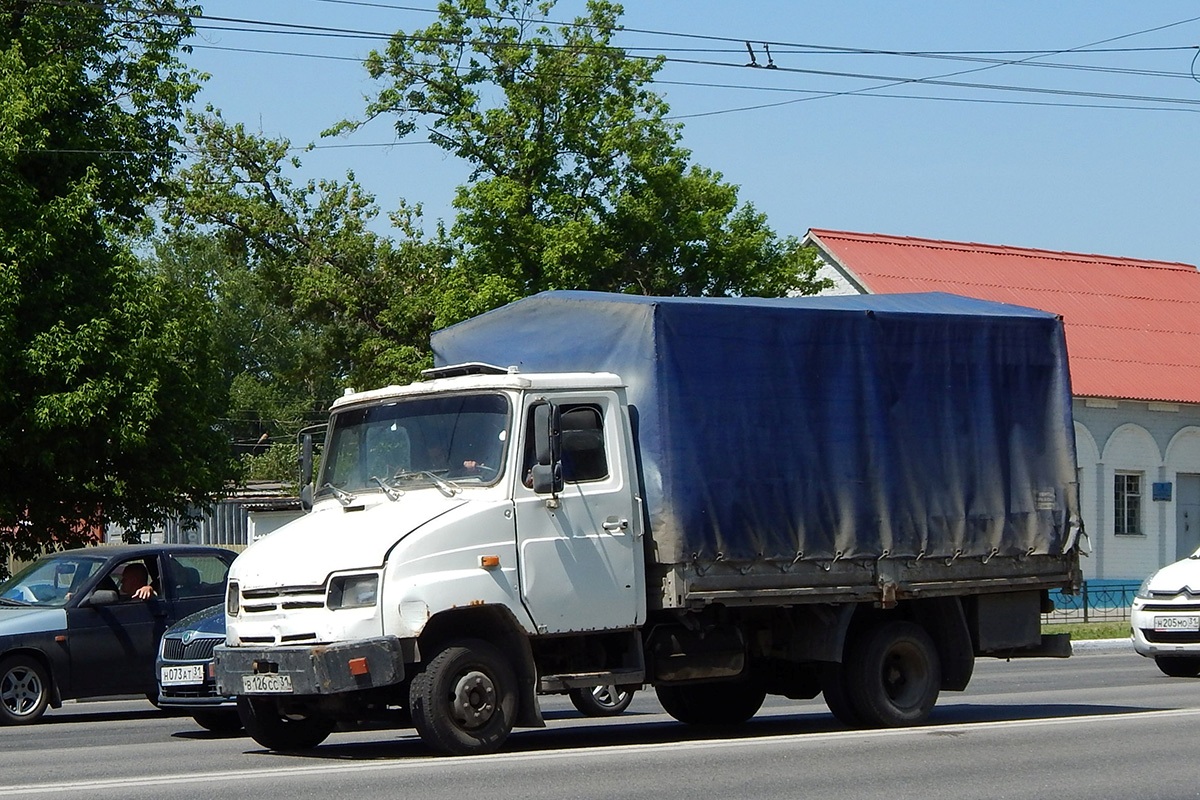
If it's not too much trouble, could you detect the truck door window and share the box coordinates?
[524,404,608,484]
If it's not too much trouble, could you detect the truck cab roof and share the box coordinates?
[330,364,624,411]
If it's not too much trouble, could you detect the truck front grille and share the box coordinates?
[239,632,321,645]
[241,585,326,613]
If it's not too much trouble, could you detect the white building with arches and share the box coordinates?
[805,228,1200,581]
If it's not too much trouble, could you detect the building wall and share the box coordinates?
[1074,399,1200,580]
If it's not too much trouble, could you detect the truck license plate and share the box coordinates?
[242,673,293,693]
[161,664,205,686]
[1153,616,1200,631]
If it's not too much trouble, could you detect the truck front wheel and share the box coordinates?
[409,638,518,756]
[237,697,335,750]
[654,679,766,726]
[847,621,941,727]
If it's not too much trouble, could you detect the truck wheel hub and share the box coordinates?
[451,670,496,729]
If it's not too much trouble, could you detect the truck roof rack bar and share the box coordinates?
[420,362,513,380]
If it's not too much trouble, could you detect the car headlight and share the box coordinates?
[226,581,240,615]
[328,574,379,610]
[1136,572,1159,600]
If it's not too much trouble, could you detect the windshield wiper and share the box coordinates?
[321,483,357,506]
[370,475,403,501]
[390,470,461,498]
[0,596,31,607]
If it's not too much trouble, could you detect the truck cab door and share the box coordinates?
[514,394,644,633]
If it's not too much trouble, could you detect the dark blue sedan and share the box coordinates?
[0,544,237,725]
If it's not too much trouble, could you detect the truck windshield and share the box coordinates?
[317,393,512,498]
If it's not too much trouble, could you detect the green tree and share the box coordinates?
[149,232,318,480]
[337,0,826,327]
[0,1,237,567]
[164,111,452,479]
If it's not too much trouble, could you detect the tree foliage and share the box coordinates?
[0,1,237,565]
[337,0,827,327]
[165,110,451,428]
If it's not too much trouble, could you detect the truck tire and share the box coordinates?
[409,638,518,756]
[819,663,864,727]
[192,709,244,733]
[654,679,766,726]
[1154,655,1200,678]
[237,697,334,750]
[569,685,635,717]
[846,621,941,727]
[0,655,50,725]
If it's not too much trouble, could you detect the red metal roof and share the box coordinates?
[806,229,1200,404]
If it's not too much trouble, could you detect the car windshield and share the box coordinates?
[316,392,511,498]
[0,555,107,608]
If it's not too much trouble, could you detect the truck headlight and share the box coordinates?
[328,574,379,609]
[226,581,240,615]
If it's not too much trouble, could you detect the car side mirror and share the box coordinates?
[85,589,119,607]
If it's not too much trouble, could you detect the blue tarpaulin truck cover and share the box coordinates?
[431,291,1083,567]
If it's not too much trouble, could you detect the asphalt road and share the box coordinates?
[4,643,1199,800]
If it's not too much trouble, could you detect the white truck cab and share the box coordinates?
[217,364,648,753]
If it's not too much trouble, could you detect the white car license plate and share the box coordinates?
[161,664,206,686]
[242,673,293,694]
[1153,616,1200,631]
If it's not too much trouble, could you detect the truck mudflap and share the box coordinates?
[214,636,414,697]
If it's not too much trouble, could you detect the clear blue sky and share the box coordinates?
[185,1,1200,265]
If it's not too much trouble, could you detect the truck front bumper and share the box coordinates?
[214,636,415,697]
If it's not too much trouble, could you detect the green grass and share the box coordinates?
[1042,620,1129,640]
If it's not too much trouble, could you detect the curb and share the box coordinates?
[1071,638,1132,653]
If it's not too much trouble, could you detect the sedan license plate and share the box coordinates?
[242,673,293,694]
[161,664,206,686]
[1153,615,1200,632]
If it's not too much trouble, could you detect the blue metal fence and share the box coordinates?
[1044,580,1139,624]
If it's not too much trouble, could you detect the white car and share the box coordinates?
[1131,548,1200,677]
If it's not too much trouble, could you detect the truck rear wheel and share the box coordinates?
[237,697,334,750]
[654,679,766,726]
[847,621,941,727]
[409,638,518,756]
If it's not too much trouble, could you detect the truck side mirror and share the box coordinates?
[530,463,562,494]
[531,402,563,494]
[299,431,314,511]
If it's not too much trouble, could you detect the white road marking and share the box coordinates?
[4,708,1195,796]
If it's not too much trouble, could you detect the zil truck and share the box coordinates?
[214,291,1084,756]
